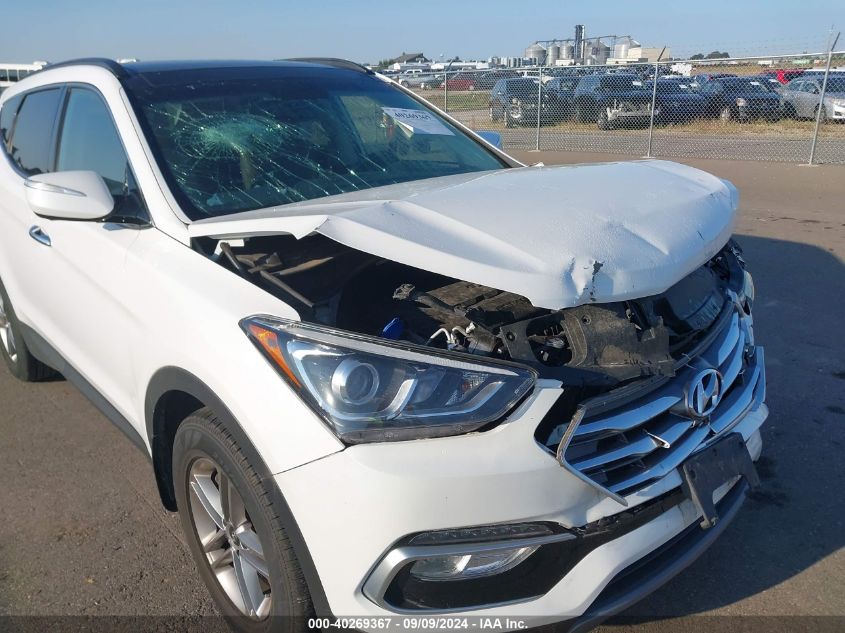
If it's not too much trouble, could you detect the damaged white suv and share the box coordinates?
[0,59,766,630]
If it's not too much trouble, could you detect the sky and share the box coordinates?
[2,0,842,65]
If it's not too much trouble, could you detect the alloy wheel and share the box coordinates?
[0,294,17,363]
[188,457,271,618]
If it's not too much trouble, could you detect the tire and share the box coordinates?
[489,105,498,122]
[505,105,522,128]
[0,278,57,382]
[574,103,588,123]
[783,103,797,120]
[815,105,828,123]
[719,106,733,122]
[399,81,409,88]
[420,83,428,90]
[597,107,612,130]
[173,408,313,632]
[576,101,596,123]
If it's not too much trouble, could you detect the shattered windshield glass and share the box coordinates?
[124,67,507,220]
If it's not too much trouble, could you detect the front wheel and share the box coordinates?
[597,107,612,130]
[719,105,733,122]
[815,105,828,123]
[782,102,797,120]
[173,409,313,631]
[0,279,57,382]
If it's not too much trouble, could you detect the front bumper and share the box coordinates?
[736,103,780,119]
[275,371,767,626]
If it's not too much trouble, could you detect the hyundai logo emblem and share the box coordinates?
[686,368,723,420]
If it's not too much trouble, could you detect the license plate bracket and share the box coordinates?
[681,433,759,529]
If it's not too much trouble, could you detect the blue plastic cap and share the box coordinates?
[382,317,404,340]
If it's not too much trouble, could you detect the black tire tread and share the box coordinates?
[174,408,313,631]
[0,279,59,382]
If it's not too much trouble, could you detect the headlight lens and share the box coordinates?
[242,316,536,443]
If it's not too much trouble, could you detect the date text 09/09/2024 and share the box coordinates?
[308,618,530,630]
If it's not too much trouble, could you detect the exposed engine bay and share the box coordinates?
[199,233,745,389]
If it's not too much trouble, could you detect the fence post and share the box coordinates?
[535,66,543,151]
[808,31,840,165]
[646,47,666,158]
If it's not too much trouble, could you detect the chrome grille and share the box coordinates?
[558,304,765,501]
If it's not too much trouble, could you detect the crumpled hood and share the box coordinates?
[189,159,738,309]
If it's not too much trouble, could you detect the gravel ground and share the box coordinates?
[1,155,844,632]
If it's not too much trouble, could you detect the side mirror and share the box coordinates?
[25,171,114,220]
[475,130,503,149]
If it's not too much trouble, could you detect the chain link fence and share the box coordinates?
[400,46,845,165]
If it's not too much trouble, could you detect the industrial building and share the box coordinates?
[522,25,670,67]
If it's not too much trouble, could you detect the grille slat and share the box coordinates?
[607,426,711,495]
[560,306,764,499]
[706,312,740,367]
[572,434,657,472]
[719,329,746,391]
[572,416,693,473]
[574,393,681,439]
[709,361,763,435]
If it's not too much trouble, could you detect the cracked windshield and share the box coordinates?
[124,68,506,220]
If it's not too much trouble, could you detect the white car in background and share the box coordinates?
[0,58,766,632]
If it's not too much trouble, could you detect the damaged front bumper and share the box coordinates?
[275,301,767,626]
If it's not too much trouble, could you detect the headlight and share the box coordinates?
[735,97,748,107]
[242,316,536,443]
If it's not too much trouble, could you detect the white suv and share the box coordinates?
[0,59,767,631]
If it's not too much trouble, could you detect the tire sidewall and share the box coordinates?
[597,107,611,130]
[173,417,303,632]
[0,279,26,380]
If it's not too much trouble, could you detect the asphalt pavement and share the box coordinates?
[1,155,843,632]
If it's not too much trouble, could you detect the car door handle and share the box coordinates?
[29,225,52,247]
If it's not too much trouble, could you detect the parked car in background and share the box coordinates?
[645,77,706,123]
[475,69,520,90]
[544,76,579,121]
[489,77,545,127]
[445,72,478,91]
[395,73,442,90]
[690,73,737,90]
[573,73,657,129]
[750,75,785,93]
[780,75,845,121]
[698,76,781,121]
[762,68,804,84]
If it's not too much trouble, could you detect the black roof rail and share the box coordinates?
[284,57,373,74]
[37,58,128,79]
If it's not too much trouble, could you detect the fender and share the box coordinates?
[144,366,333,617]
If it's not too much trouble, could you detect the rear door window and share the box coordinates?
[8,88,62,175]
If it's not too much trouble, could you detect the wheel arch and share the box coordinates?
[144,365,333,615]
